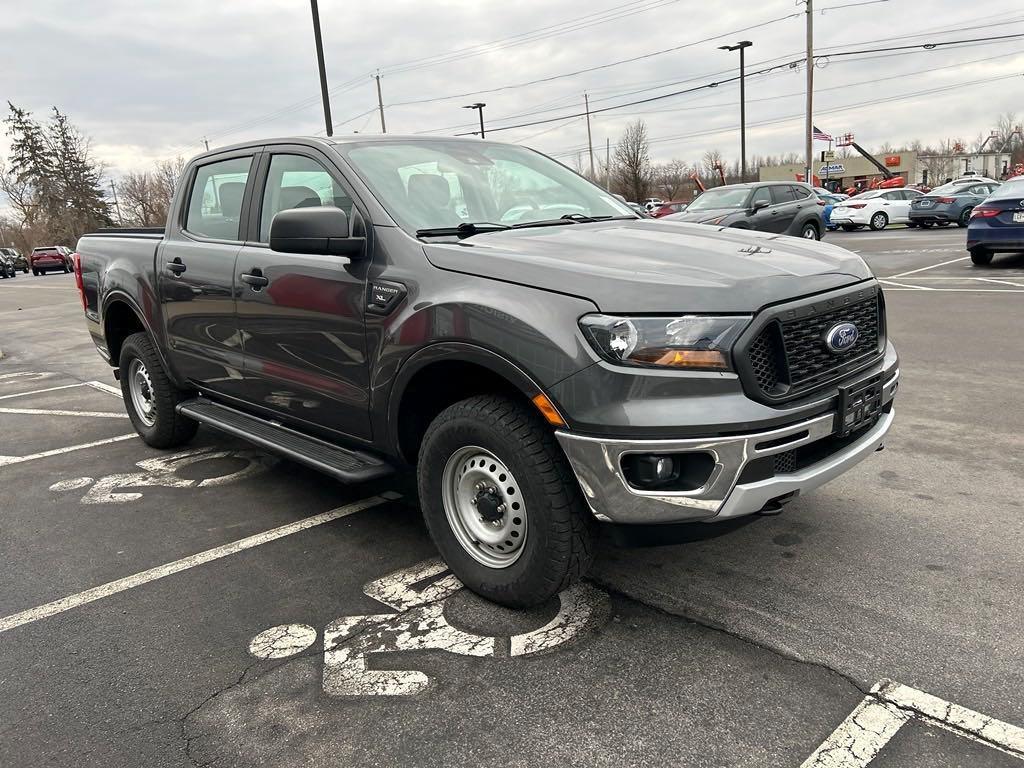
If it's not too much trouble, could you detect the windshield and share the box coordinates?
[685,187,751,211]
[338,140,634,234]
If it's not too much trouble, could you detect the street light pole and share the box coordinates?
[309,0,333,137]
[718,40,753,181]
[463,103,486,138]
[804,0,814,186]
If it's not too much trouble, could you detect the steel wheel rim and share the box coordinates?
[128,358,156,427]
[441,446,527,569]
[872,214,885,228]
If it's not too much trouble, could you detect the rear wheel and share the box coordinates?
[418,395,593,608]
[958,208,973,227]
[118,332,198,448]
[970,247,993,266]
[32,269,39,276]
[799,222,820,240]
[869,212,889,231]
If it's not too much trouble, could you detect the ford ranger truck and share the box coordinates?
[75,136,899,607]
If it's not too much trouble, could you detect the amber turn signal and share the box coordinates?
[532,393,566,427]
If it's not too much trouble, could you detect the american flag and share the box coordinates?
[813,126,832,142]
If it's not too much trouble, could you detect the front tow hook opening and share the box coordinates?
[756,491,798,516]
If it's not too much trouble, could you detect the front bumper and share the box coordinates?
[556,368,898,524]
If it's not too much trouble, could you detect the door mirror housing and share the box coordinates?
[751,199,770,213]
[269,207,365,257]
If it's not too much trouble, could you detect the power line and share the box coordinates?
[452,32,1024,137]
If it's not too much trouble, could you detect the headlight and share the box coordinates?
[579,314,749,370]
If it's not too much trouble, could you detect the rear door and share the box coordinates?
[232,146,372,440]
[158,150,257,397]
[765,185,800,232]
[881,190,910,222]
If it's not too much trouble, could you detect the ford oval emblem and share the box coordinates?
[825,322,859,353]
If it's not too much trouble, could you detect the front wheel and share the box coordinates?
[418,395,593,608]
[869,212,889,231]
[970,247,993,266]
[118,332,198,448]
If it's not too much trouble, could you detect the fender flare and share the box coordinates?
[100,290,178,384]
[383,342,551,456]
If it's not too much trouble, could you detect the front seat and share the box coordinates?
[406,174,459,227]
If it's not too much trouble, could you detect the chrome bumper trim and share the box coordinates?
[555,368,898,524]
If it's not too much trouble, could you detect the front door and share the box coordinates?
[233,149,372,440]
[159,152,255,396]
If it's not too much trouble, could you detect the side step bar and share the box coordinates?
[177,398,394,483]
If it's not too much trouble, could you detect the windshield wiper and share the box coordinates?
[416,222,511,239]
[511,213,636,229]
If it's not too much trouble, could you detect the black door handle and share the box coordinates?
[167,258,186,275]
[240,270,269,289]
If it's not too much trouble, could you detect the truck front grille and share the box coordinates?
[741,290,884,402]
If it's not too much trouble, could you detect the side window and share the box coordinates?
[770,185,796,205]
[790,185,811,200]
[750,187,772,207]
[260,154,354,242]
[184,156,253,241]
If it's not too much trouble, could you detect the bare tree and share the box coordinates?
[652,159,690,199]
[613,120,652,202]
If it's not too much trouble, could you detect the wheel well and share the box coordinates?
[396,360,531,464]
[103,300,145,364]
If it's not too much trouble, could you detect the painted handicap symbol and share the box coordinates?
[248,558,610,696]
[49,446,277,503]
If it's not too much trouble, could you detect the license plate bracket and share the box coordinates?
[837,374,883,437]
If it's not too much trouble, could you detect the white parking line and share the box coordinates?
[976,277,1024,288]
[0,407,126,418]
[86,380,122,397]
[0,493,401,635]
[0,434,137,467]
[0,383,84,400]
[801,679,1024,766]
[887,256,970,278]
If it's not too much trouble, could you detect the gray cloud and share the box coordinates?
[1,0,1022,179]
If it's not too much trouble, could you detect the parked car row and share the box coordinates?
[0,247,29,275]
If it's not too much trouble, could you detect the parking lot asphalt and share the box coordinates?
[1,232,1022,767]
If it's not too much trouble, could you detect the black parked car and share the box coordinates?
[0,247,28,273]
[0,252,18,279]
[664,181,825,239]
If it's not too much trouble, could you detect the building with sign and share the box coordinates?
[759,152,921,192]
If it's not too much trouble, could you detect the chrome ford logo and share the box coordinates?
[825,322,859,353]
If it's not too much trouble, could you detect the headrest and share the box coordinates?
[218,182,246,218]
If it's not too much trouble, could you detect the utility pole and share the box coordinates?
[375,72,387,133]
[309,0,333,137]
[109,179,122,225]
[804,0,814,186]
[605,138,611,192]
[584,92,595,180]
[718,41,752,181]
[463,103,486,138]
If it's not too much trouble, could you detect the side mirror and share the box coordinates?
[269,207,365,257]
[751,199,769,213]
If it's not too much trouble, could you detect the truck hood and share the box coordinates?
[422,219,873,313]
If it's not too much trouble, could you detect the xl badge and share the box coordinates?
[825,322,859,353]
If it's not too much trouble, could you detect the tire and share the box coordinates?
[958,208,972,228]
[936,222,951,228]
[920,221,934,228]
[869,212,888,231]
[22,267,28,274]
[118,332,198,448]
[62,264,69,274]
[799,222,819,240]
[418,395,594,608]
[906,221,918,228]
[970,247,993,266]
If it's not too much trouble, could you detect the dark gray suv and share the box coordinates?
[666,181,825,239]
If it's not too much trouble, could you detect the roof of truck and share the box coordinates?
[189,134,515,162]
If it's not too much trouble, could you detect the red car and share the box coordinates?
[31,246,72,275]
[652,201,689,218]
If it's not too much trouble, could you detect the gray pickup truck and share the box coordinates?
[75,135,899,607]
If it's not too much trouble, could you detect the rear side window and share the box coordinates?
[259,154,354,243]
[770,186,798,205]
[184,156,253,241]
[790,185,812,199]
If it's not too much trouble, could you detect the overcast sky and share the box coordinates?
[1,0,1023,183]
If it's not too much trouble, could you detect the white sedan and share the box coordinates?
[829,188,922,231]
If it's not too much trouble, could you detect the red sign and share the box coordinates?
[884,155,901,167]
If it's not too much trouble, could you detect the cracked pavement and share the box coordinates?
[2,237,1023,767]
